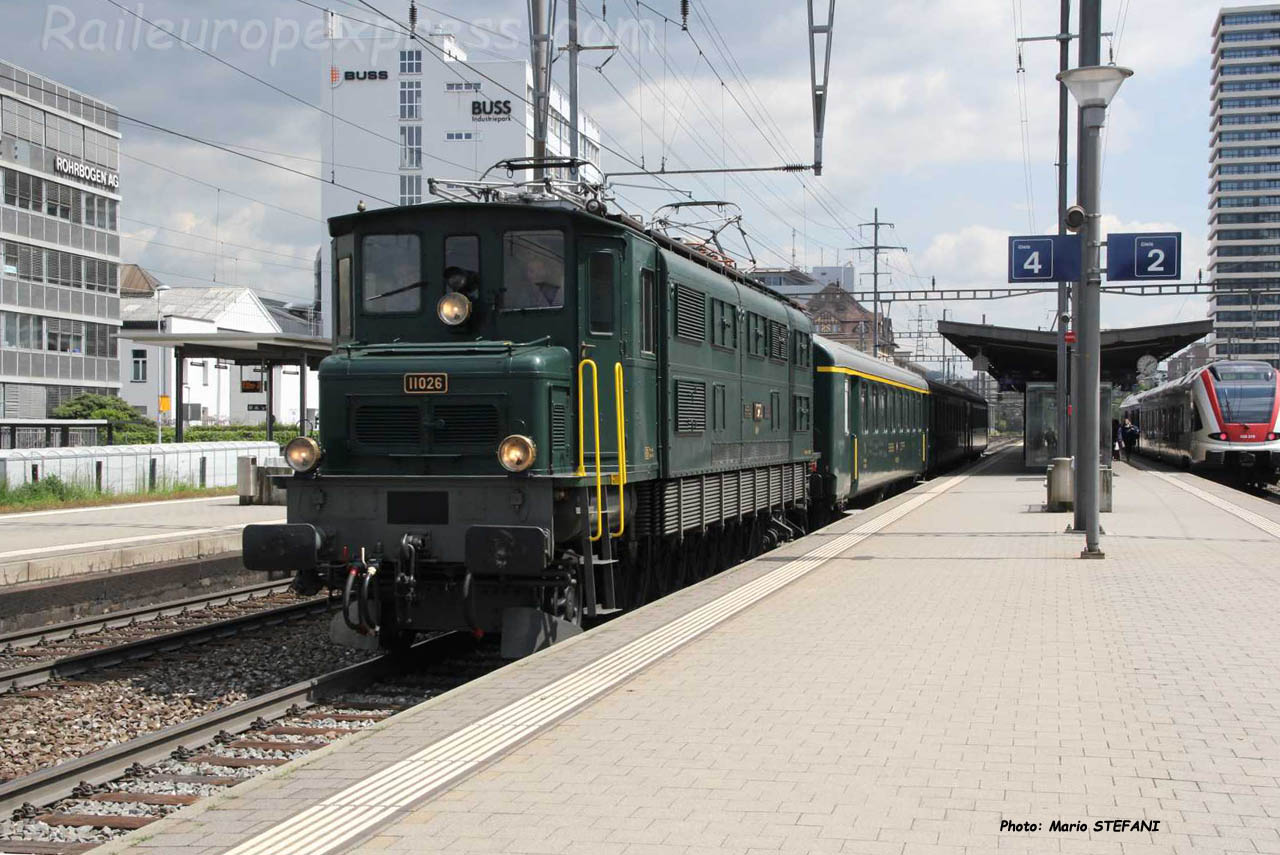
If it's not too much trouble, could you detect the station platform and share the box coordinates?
[97,446,1280,855]
[0,497,283,588]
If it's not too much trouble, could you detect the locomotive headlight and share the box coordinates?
[285,436,323,473]
[497,434,536,472]
[437,292,471,326]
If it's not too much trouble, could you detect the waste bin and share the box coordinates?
[1047,457,1073,512]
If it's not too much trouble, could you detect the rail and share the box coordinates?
[577,358,605,541]
[0,634,464,819]
[0,591,326,693]
[0,579,294,652]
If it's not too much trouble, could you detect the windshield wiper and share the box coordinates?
[368,280,430,301]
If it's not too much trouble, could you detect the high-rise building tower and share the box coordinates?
[1210,6,1280,367]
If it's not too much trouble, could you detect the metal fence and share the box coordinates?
[0,420,111,449]
[0,441,281,493]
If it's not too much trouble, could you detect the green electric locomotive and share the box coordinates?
[245,197,818,653]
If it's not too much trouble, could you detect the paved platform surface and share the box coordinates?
[0,497,283,586]
[97,448,1280,855]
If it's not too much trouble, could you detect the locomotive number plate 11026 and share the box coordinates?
[403,372,448,394]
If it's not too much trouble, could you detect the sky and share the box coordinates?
[0,0,1233,370]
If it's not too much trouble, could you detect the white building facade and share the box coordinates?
[0,60,122,416]
[119,286,319,429]
[317,21,602,337]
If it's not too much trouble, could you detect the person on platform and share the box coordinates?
[1112,419,1122,461]
[1121,418,1140,462]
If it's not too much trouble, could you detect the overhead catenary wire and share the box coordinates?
[121,217,318,262]
[119,152,322,224]
[98,0,473,177]
[1011,0,1038,233]
[120,234,317,272]
[577,4,857,256]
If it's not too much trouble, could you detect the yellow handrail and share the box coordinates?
[576,359,604,542]
[610,361,627,538]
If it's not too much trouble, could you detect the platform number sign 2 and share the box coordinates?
[1105,232,1181,281]
[1007,235,1081,283]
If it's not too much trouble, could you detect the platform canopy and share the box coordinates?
[126,332,332,442]
[938,319,1213,391]
[126,332,333,369]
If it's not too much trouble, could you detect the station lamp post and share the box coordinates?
[154,284,171,444]
[1057,64,1132,559]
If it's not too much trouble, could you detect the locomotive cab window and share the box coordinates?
[587,250,615,334]
[502,230,564,310]
[640,268,657,354]
[337,256,352,341]
[362,234,422,314]
[443,235,480,299]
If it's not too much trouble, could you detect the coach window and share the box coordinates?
[640,268,657,354]
[337,256,352,341]
[444,235,480,301]
[502,230,564,310]
[587,251,615,334]
[362,234,422,314]
[859,382,868,433]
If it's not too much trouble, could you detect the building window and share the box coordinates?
[399,49,422,74]
[132,349,148,382]
[399,174,422,206]
[1,97,44,147]
[4,170,43,212]
[400,125,422,168]
[445,131,475,141]
[45,317,84,353]
[399,81,421,120]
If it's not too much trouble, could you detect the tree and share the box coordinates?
[53,393,154,428]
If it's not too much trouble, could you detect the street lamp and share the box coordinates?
[154,284,171,444]
[1057,64,1132,559]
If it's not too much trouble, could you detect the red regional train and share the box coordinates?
[1121,360,1280,487]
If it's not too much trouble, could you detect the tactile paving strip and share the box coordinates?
[224,462,996,855]
[1145,470,1280,540]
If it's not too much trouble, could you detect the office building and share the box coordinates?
[0,60,121,416]
[1210,6,1280,366]
[317,21,603,337]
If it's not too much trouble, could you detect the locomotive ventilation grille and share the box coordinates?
[551,403,569,452]
[675,380,707,433]
[354,405,420,446]
[674,284,706,341]
[431,404,500,445]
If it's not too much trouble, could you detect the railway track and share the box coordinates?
[0,632,500,853]
[0,581,322,693]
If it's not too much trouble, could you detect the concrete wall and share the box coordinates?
[0,441,280,492]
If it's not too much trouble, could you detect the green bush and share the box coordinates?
[53,393,154,428]
[0,474,94,506]
[108,422,314,450]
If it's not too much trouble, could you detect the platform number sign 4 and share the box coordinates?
[1105,232,1181,282]
[1007,235,1081,284]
